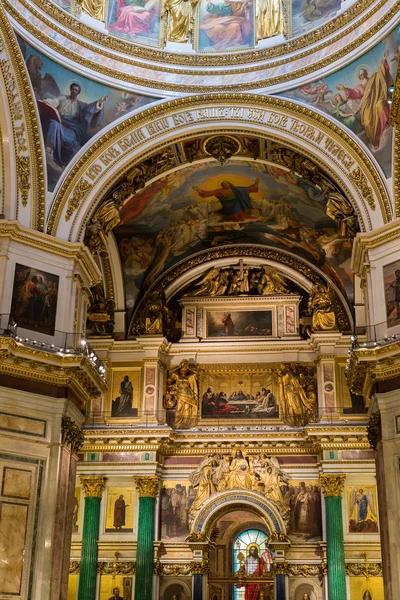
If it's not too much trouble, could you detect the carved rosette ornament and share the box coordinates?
[319,474,346,497]
[80,476,107,498]
[367,413,382,450]
[61,416,84,455]
[134,476,159,497]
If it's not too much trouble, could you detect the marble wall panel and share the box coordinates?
[0,412,46,437]
[0,502,28,595]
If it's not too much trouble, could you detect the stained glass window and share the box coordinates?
[233,529,273,600]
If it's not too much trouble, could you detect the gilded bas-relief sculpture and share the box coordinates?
[165,360,199,429]
[188,450,290,523]
[188,265,290,297]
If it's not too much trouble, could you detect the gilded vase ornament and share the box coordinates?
[319,474,346,497]
[166,360,199,429]
[308,283,336,331]
[134,476,159,497]
[80,476,107,498]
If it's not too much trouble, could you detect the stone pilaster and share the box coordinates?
[134,477,159,600]
[319,474,347,600]
[77,476,107,600]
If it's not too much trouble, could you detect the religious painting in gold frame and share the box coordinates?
[107,365,141,422]
[105,486,135,533]
[346,485,379,534]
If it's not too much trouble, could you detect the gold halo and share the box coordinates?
[354,64,370,80]
[247,543,260,554]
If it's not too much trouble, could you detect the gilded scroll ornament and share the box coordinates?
[308,284,336,331]
[348,167,375,210]
[66,178,91,221]
[80,476,107,498]
[87,283,115,337]
[16,155,30,207]
[61,416,84,454]
[367,413,381,450]
[319,474,346,497]
[204,135,240,165]
[345,562,382,577]
[134,476,159,497]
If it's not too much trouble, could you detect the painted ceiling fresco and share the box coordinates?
[17,36,160,191]
[279,25,400,178]
[113,160,354,320]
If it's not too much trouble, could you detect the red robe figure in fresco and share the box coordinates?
[222,313,235,335]
[113,494,127,529]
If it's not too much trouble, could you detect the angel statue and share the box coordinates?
[166,360,199,429]
[189,454,217,517]
[349,487,378,532]
[253,455,290,522]
[191,268,229,296]
[257,267,289,295]
[308,284,336,331]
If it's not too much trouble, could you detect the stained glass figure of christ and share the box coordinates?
[233,529,273,600]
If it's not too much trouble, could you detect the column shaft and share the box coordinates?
[135,496,156,600]
[193,573,202,600]
[275,574,286,600]
[78,496,101,600]
[325,496,347,600]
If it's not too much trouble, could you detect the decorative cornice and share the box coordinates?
[319,473,346,497]
[133,476,159,497]
[0,337,107,407]
[80,475,107,498]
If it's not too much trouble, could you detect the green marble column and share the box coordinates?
[77,476,107,600]
[320,474,347,600]
[134,477,159,600]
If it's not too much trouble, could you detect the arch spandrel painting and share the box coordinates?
[17,36,160,191]
[114,160,354,320]
[280,25,400,178]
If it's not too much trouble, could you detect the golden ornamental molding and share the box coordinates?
[46,96,390,238]
[80,475,107,497]
[319,473,346,497]
[97,561,135,574]
[8,0,390,72]
[345,562,383,577]
[133,476,159,497]
[0,2,45,230]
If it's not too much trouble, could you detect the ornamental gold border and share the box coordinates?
[0,3,45,230]
[7,0,400,87]
[47,95,390,238]
[74,128,368,244]
[8,0,387,69]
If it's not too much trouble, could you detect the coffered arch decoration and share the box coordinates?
[47,95,392,244]
[0,3,45,230]
[191,490,287,535]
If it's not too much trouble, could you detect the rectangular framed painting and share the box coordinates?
[196,0,255,52]
[383,259,400,328]
[105,486,135,532]
[206,310,272,338]
[160,480,194,541]
[10,263,59,336]
[109,367,141,419]
[106,0,163,48]
[347,485,379,533]
[285,480,322,542]
[200,368,278,420]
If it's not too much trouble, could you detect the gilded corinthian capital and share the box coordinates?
[80,476,107,498]
[319,474,346,497]
[134,476,159,497]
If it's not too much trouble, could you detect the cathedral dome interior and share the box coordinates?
[0,0,399,599]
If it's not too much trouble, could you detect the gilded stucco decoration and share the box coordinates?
[133,476,159,497]
[319,474,346,497]
[0,2,45,229]
[80,475,107,497]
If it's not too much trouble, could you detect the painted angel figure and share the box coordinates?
[349,487,377,525]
